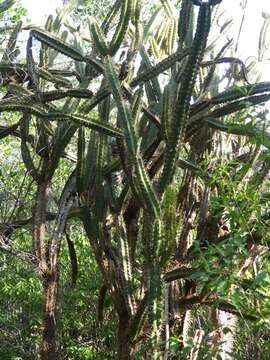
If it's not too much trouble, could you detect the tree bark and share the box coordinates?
[117,315,133,360]
[41,272,59,360]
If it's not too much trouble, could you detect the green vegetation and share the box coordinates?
[0,0,270,359]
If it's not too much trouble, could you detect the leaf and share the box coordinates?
[252,271,268,288]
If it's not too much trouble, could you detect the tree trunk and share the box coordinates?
[41,272,59,360]
[117,315,133,360]
[211,308,237,360]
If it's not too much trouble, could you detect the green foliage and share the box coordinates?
[1,0,270,359]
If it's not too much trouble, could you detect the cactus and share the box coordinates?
[109,0,133,56]
[4,0,270,358]
[1,20,21,62]
[0,0,16,13]
[158,2,212,194]
[31,27,85,61]
[90,19,109,57]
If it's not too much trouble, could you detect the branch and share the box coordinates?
[0,208,81,235]
[177,290,258,321]
[206,118,270,149]
[0,233,37,265]
[164,267,200,282]
[49,174,76,270]
[201,56,250,83]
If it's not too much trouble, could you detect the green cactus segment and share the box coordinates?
[1,20,22,62]
[0,102,122,138]
[208,93,270,119]
[49,122,78,177]
[153,218,163,259]
[158,4,211,194]
[178,0,193,47]
[206,82,270,106]
[131,0,140,27]
[161,84,170,140]
[37,68,73,88]
[206,117,270,150]
[0,103,48,115]
[80,86,110,113]
[133,156,161,218]
[0,62,25,72]
[101,0,122,35]
[131,88,143,126]
[147,219,163,357]
[20,115,40,182]
[140,47,161,102]
[31,27,85,62]
[81,206,103,254]
[109,0,132,56]
[76,126,86,195]
[104,57,138,156]
[8,83,31,97]
[103,158,121,177]
[127,294,148,342]
[82,132,97,192]
[104,57,160,217]
[92,94,110,219]
[191,82,270,117]
[35,89,93,102]
[210,0,223,5]
[96,130,107,183]
[39,16,53,68]
[26,35,40,97]
[160,185,178,266]
[118,220,135,315]
[96,95,110,184]
[8,88,93,103]
[45,14,53,32]
[20,139,39,181]
[133,0,142,47]
[90,20,109,57]
[161,81,177,141]
[47,76,89,169]
[81,52,189,116]
[166,17,176,55]
[0,0,15,13]
[0,63,72,88]
[59,113,122,138]
[98,93,111,126]
[130,49,189,88]
[149,267,161,358]
[48,69,81,81]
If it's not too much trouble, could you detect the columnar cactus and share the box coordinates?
[1,0,270,359]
